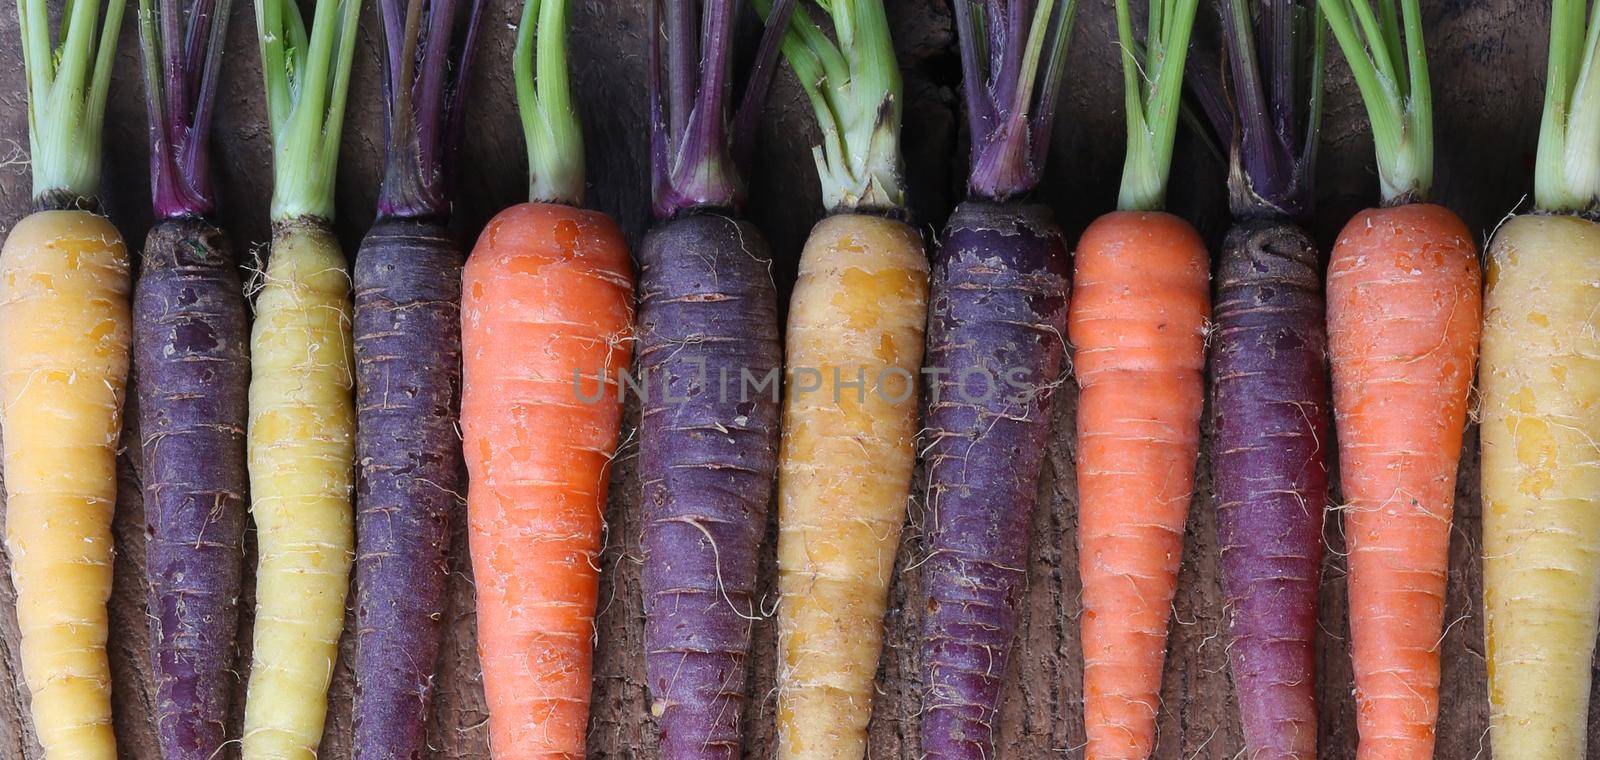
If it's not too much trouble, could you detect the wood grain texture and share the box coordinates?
[0,0,1562,757]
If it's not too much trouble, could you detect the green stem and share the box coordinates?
[515,0,583,205]
[1317,0,1432,204]
[1115,0,1201,211]
[19,0,126,202]
[256,0,363,221]
[759,0,904,214]
[1536,0,1600,213]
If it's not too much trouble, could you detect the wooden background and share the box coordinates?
[0,0,1566,757]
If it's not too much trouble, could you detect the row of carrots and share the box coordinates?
[0,0,1595,759]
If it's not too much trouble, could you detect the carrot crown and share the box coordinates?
[18,0,127,206]
[759,0,906,215]
[650,0,797,219]
[255,0,364,222]
[1211,0,1325,221]
[1114,0,1202,212]
[1317,0,1433,205]
[376,0,484,220]
[1535,0,1600,214]
[137,0,231,219]
[956,0,1080,201]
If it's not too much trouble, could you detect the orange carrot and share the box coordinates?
[1316,3,1482,756]
[1067,0,1205,755]
[1326,204,1479,759]
[461,201,633,759]
[1069,211,1209,758]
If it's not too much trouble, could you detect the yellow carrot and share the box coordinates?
[2,0,130,752]
[0,211,130,760]
[1480,4,1600,756]
[760,4,929,757]
[241,0,362,754]
[241,221,356,758]
[776,213,928,758]
[1482,215,1600,759]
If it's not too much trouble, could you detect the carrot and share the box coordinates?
[1480,3,1600,756]
[240,0,363,755]
[758,3,928,757]
[1192,2,1329,757]
[1067,0,1204,757]
[1318,2,1481,757]
[460,2,634,756]
[637,3,794,757]
[350,0,483,753]
[916,4,1077,758]
[0,0,129,755]
[1070,213,1208,760]
[132,0,249,755]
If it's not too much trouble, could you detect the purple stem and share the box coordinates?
[730,0,796,174]
[653,0,774,219]
[966,0,1075,200]
[953,0,997,142]
[1215,0,1314,221]
[147,0,229,218]
[650,0,669,207]
[444,0,485,180]
[681,0,735,178]
[985,0,1007,96]
[667,0,698,142]
[375,0,485,220]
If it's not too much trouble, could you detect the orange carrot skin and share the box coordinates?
[1068,210,1209,760]
[461,201,634,760]
[1326,203,1480,760]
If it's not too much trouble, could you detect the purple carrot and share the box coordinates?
[1210,220,1327,759]
[638,3,793,758]
[1201,2,1328,757]
[133,0,249,756]
[918,3,1078,758]
[351,0,482,755]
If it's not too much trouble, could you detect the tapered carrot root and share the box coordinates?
[1211,219,1327,760]
[242,219,357,760]
[1481,213,1600,760]
[136,217,250,760]
[0,209,130,760]
[462,201,633,760]
[1068,210,1209,760]
[919,201,1070,760]
[638,214,781,760]
[352,218,464,759]
[775,212,928,760]
[1326,203,1480,760]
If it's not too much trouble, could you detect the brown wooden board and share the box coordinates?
[0,0,1570,757]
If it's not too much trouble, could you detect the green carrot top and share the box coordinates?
[515,0,583,206]
[255,0,363,222]
[19,0,128,206]
[1317,0,1433,205]
[1115,0,1202,212]
[760,0,906,215]
[1535,0,1600,214]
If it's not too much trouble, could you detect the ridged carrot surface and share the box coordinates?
[0,209,130,760]
[462,201,633,760]
[1068,209,1209,760]
[1481,213,1600,760]
[1326,203,1480,760]
[242,220,356,759]
[775,212,928,760]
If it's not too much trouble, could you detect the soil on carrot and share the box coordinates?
[0,1,1559,758]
